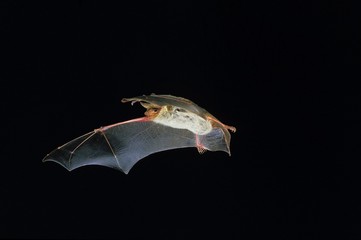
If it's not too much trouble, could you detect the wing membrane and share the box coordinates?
[43,119,229,174]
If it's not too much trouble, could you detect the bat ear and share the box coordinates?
[140,102,152,108]
[140,102,162,109]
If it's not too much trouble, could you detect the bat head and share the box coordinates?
[138,102,162,119]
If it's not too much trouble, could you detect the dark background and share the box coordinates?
[1,1,359,239]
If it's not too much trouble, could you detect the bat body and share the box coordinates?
[43,94,236,174]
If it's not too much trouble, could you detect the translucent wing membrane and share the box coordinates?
[43,119,229,174]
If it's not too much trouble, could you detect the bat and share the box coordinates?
[42,94,236,174]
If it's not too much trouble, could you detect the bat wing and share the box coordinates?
[122,94,208,116]
[43,117,229,174]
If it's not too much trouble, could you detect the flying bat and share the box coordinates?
[43,94,236,174]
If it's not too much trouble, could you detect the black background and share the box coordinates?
[1,1,359,239]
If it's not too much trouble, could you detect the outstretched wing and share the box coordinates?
[43,117,228,174]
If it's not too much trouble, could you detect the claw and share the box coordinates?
[226,125,236,133]
[195,134,207,154]
[197,146,207,154]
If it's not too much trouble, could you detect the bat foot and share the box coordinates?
[195,134,207,154]
[197,146,207,154]
[226,125,236,133]
[207,116,236,133]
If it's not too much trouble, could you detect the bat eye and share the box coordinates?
[144,107,160,117]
